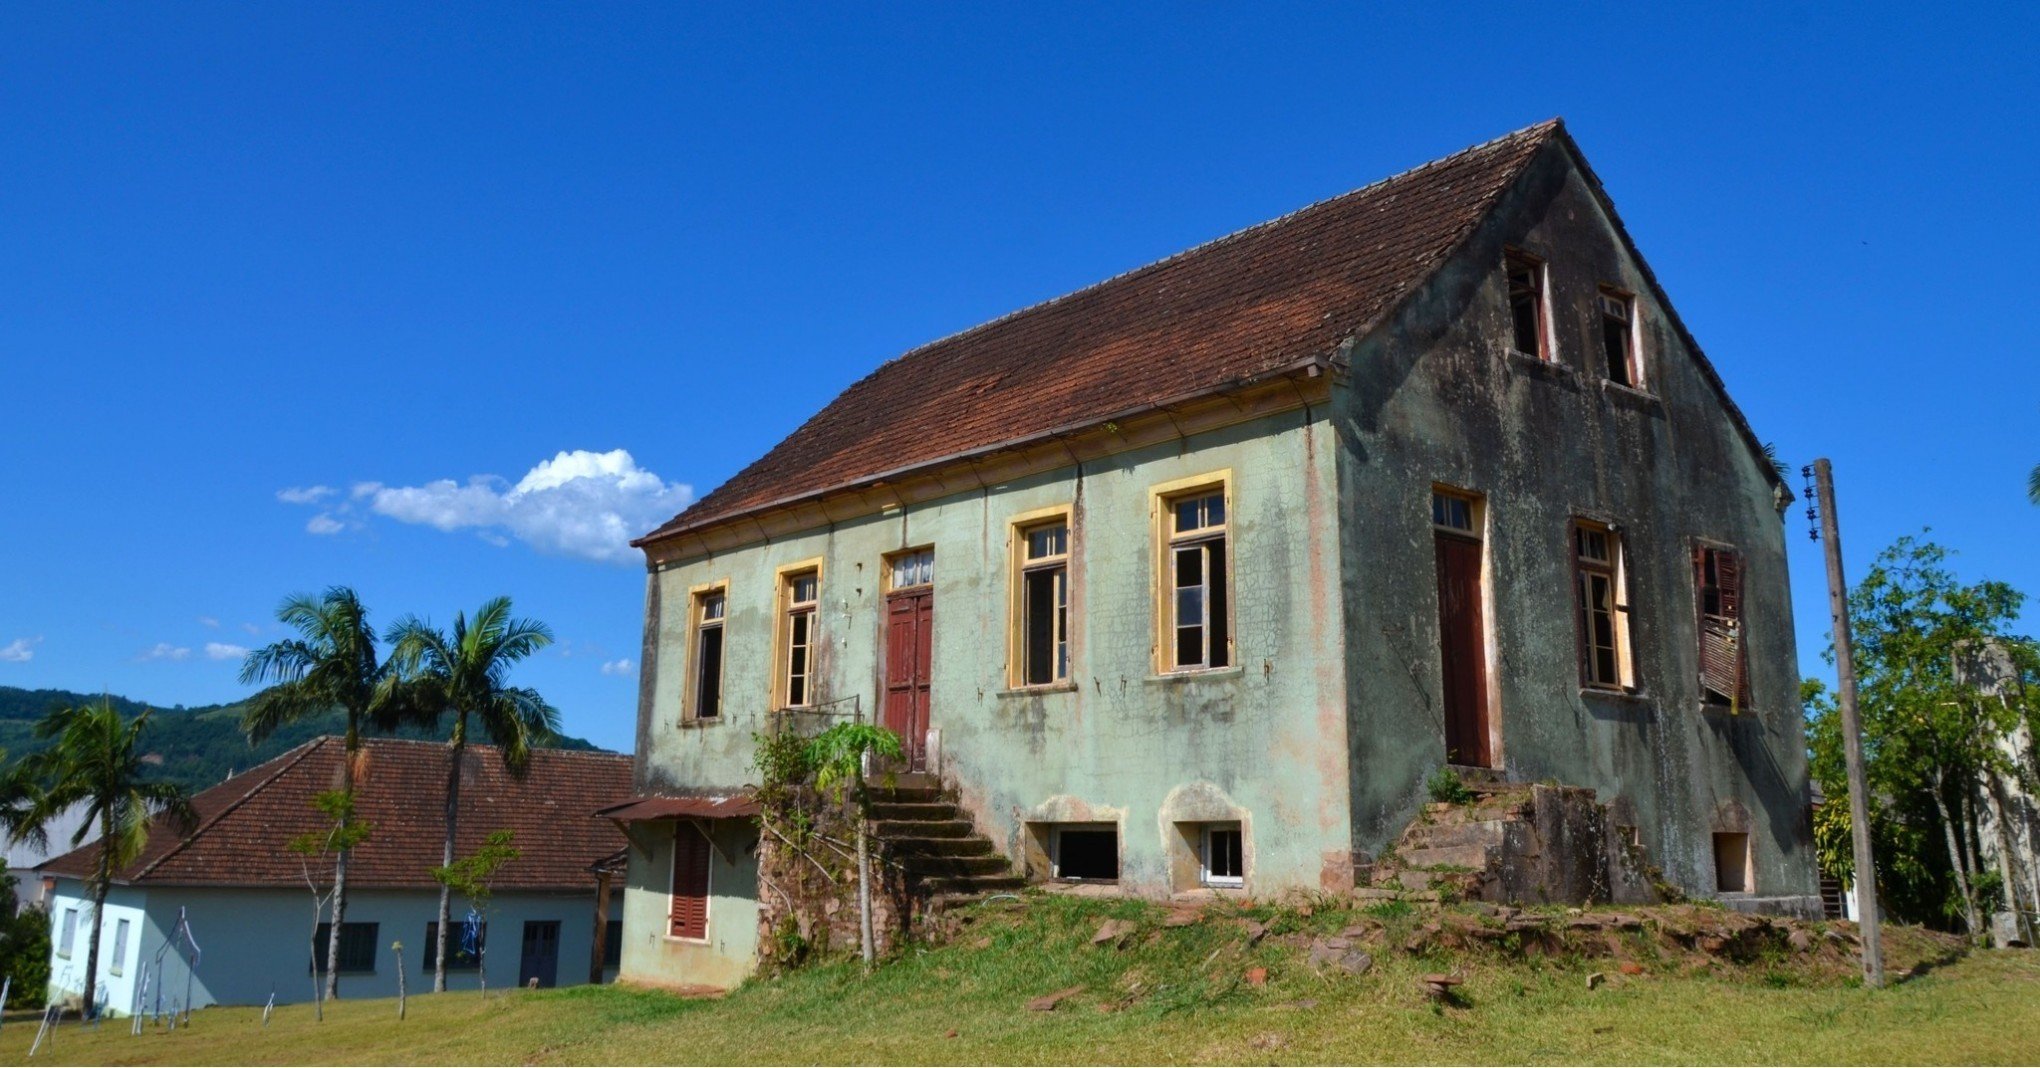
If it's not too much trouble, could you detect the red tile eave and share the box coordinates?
[631,352,1338,551]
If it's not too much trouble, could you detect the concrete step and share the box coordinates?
[868,801,960,822]
[1401,822,1507,852]
[922,873,1028,895]
[1399,844,1493,871]
[872,819,976,839]
[899,853,1011,877]
[1352,886,1440,904]
[885,836,995,858]
[866,783,944,804]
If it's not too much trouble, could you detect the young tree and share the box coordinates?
[286,790,371,1021]
[805,722,904,971]
[241,587,410,999]
[5,703,196,1017]
[1806,535,2034,935]
[385,596,558,993]
[432,830,520,996]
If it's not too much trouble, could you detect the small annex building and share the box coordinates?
[606,119,1823,992]
[38,737,631,1015]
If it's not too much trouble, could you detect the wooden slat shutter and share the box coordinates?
[1696,547,1750,708]
[669,824,711,940]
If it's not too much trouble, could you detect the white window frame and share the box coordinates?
[58,906,77,958]
[1200,824,1245,888]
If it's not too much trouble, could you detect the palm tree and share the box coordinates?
[5,702,196,1018]
[2028,464,2040,505]
[386,596,558,993]
[240,586,407,1001]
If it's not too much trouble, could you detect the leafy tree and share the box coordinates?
[0,859,52,1010]
[4,703,195,1016]
[385,596,558,993]
[1805,535,2037,935]
[286,790,372,1021]
[241,587,412,999]
[805,722,904,971]
[432,830,520,996]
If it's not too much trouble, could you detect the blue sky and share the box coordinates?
[2,4,2035,753]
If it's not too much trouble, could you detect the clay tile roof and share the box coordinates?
[38,737,632,892]
[640,119,1564,545]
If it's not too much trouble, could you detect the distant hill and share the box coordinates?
[0,686,606,794]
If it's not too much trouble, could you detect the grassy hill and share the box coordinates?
[0,894,2033,1065]
[0,685,605,794]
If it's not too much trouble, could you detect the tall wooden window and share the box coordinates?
[669,824,712,940]
[1016,520,1070,686]
[1599,287,1640,386]
[1573,520,1633,690]
[1506,250,1548,359]
[1165,488,1231,671]
[1695,545,1749,708]
[778,570,819,709]
[688,588,726,721]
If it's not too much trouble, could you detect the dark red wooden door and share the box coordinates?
[1434,532,1493,768]
[884,589,933,770]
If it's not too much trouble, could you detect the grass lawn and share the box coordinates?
[4,895,2036,1066]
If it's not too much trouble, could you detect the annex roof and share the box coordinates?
[593,794,760,822]
[38,737,632,892]
[639,120,1564,545]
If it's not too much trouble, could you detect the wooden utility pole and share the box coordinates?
[1813,458,1884,988]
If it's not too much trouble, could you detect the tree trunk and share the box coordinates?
[1930,770,1982,937]
[82,815,113,1019]
[854,780,875,971]
[309,898,325,1021]
[1987,772,2033,943]
[328,729,359,1001]
[434,728,467,993]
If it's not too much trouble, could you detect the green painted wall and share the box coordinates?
[617,820,760,990]
[1331,139,1816,900]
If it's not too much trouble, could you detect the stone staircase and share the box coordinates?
[866,775,1025,907]
[1360,768,1658,907]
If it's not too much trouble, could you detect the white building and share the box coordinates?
[38,737,630,1014]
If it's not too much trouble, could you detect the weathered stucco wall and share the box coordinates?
[617,818,760,990]
[634,409,1350,906]
[1332,139,1815,900]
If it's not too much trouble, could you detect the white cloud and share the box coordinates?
[140,642,191,662]
[280,449,691,565]
[198,615,220,628]
[241,622,262,637]
[600,658,634,676]
[0,636,40,663]
[277,485,336,505]
[205,642,250,661]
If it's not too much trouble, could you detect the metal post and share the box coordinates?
[1813,458,1885,987]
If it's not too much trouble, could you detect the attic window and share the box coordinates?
[1599,288,1640,387]
[1505,250,1548,360]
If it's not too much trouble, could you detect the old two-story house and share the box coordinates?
[603,119,1819,990]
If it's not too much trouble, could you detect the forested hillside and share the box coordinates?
[0,686,604,794]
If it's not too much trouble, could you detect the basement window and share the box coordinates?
[1505,250,1549,359]
[1051,825,1120,882]
[1713,832,1752,893]
[1201,824,1245,888]
[1599,288,1640,387]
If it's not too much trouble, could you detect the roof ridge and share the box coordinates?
[127,736,330,883]
[830,118,1564,395]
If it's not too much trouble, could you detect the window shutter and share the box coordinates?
[669,824,711,940]
[1696,547,1750,707]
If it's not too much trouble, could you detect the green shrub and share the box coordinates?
[1427,766,1475,805]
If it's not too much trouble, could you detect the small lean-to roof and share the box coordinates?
[38,737,632,892]
[593,794,761,822]
[639,120,1565,545]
